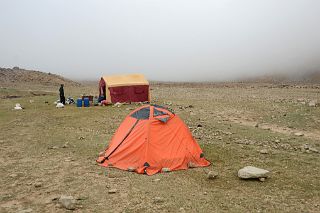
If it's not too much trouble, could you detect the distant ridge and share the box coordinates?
[0,67,81,87]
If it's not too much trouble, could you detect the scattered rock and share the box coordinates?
[188,162,197,168]
[9,173,18,178]
[153,178,161,182]
[127,167,136,172]
[14,103,23,110]
[207,171,218,180]
[56,103,64,108]
[153,197,164,204]
[308,100,318,107]
[18,209,33,213]
[261,126,271,130]
[59,195,76,210]
[161,168,171,173]
[114,102,122,107]
[108,189,117,194]
[62,142,69,148]
[294,132,304,137]
[259,177,266,182]
[197,124,203,128]
[34,182,42,188]
[238,166,270,179]
[179,207,186,212]
[254,123,259,128]
[309,147,319,153]
[259,149,268,154]
[78,136,85,140]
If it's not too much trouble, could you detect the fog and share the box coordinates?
[1,0,320,82]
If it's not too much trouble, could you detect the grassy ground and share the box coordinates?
[0,83,319,212]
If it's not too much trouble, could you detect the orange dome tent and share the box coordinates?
[97,105,210,175]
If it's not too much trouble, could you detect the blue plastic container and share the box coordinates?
[77,98,83,107]
[83,97,90,107]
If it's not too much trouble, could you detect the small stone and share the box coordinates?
[153,179,161,182]
[18,209,33,213]
[127,167,136,172]
[188,162,197,168]
[153,197,164,203]
[9,174,18,178]
[259,177,266,182]
[179,207,186,212]
[259,149,268,154]
[108,189,117,194]
[34,182,42,188]
[309,148,319,153]
[308,100,317,107]
[207,171,218,180]
[59,195,76,210]
[275,139,280,143]
[62,142,69,148]
[294,132,304,137]
[197,124,203,128]
[238,166,270,179]
[254,123,259,128]
[161,168,171,173]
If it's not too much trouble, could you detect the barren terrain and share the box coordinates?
[0,79,320,212]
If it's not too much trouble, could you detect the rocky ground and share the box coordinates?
[0,82,319,212]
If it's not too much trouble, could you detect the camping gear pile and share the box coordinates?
[66,97,75,104]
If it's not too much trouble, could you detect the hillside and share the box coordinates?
[0,67,80,87]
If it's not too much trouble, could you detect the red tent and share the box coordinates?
[99,74,150,103]
[97,105,210,175]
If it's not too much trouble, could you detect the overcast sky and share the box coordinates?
[1,0,320,81]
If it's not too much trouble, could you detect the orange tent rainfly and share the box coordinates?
[99,74,150,103]
[97,105,210,175]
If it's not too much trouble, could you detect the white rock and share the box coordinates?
[59,195,76,210]
[56,103,64,108]
[207,171,218,179]
[108,189,117,194]
[259,149,268,154]
[294,132,304,137]
[18,209,33,213]
[238,166,270,179]
[14,103,23,110]
[309,147,319,153]
[308,100,317,107]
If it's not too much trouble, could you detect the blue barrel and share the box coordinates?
[84,97,90,107]
[77,98,83,107]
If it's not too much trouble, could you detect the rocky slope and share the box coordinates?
[0,67,80,87]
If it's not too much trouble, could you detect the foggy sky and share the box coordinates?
[1,0,320,82]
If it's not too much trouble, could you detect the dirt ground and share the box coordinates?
[0,83,319,212]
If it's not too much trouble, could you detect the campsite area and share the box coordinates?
[0,77,320,212]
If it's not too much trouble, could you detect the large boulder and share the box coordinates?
[238,166,270,179]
